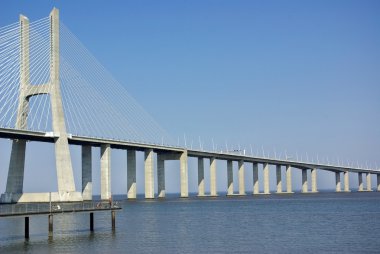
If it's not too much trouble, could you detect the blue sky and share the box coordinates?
[0,1,379,194]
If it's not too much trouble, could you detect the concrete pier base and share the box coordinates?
[335,172,341,192]
[377,174,380,192]
[252,163,259,194]
[227,160,233,195]
[263,163,270,194]
[302,169,308,193]
[238,160,246,195]
[144,149,154,199]
[210,157,217,196]
[127,150,137,199]
[1,192,83,203]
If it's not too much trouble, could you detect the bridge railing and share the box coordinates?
[0,201,120,217]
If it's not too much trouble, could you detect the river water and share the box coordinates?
[0,192,379,253]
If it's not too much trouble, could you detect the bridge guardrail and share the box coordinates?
[0,201,120,217]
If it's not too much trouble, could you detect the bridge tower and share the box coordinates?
[1,8,82,203]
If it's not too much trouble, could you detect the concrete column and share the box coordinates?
[366,173,372,191]
[5,140,26,195]
[210,157,217,196]
[238,160,246,195]
[263,163,270,194]
[180,151,189,198]
[311,168,317,193]
[276,165,282,193]
[82,146,92,200]
[344,171,350,192]
[302,169,308,193]
[100,144,111,200]
[252,163,259,194]
[198,158,205,196]
[50,8,76,195]
[335,172,341,192]
[377,174,380,192]
[286,165,292,193]
[3,15,30,201]
[157,154,165,198]
[227,160,233,195]
[358,173,363,191]
[25,217,29,239]
[127,150,136,199]
[144,149,154,199]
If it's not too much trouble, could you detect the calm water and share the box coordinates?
[0,192,380,254]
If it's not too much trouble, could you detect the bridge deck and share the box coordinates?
[0,127,378,174]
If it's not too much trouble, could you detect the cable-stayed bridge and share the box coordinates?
[0,8,379,203]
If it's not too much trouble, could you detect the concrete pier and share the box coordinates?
[198,158,205,196]
[50,8,77,198]
[82,146,92,200]
[100,144,111,200]
[180,151,188,198]
[210,157,217,196]
[302,169,308,193]
[227,160,233,195]
[263,163,270,194]
[127,150,137,199]
[377,174,380,192]
[5,15,30,201]
[252,163,259,194]
[276,165,282,193]
[238,160,246,195]
[344,171,350,192]
[311,168,317,193]
[366,173,372,191]
[358,173,363,191]
[144,149,154,199]
[286,165,292,193]
[335,172,341,192]
[157,154,165,198]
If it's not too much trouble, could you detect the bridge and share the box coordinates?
[0,8,379,204]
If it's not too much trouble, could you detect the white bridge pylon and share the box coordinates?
[1,8,82,203]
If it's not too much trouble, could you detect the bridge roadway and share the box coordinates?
[1,127,379,199]
[0,127,375,173]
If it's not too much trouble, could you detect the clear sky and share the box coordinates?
[0,0,379,194]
